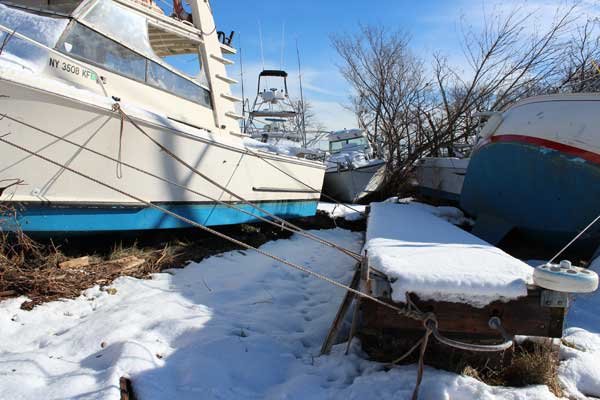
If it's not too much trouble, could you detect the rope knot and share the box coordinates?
[112,103,121,113]
[423,313,437,331]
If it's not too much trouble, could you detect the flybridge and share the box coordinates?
[0,0,245,133]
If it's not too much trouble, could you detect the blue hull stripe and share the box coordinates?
[1,200,318,233]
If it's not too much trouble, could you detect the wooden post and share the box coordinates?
[345,251,370,355]
[320,266,361,355]
[119,377,136,400]
[361,250,371,296]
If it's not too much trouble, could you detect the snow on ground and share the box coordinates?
[317,202,367,221]
[0,224,599,399]
[558,259,600,399]
[364,202,533,307]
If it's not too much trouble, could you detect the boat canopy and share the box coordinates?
[259,70,288,78]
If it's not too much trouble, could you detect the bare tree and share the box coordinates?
[332,4,581,196]
[289,98,328,147]
[332,26,429,187]
[555,19,600,92]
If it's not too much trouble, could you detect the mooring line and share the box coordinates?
[543,213,600,266]
[0,112,361,262]
[113,105,363,262]
[0,135,412,316]
[0,128,515,352]
[0,111,516,400]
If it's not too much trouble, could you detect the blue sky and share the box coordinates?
[160,0,599,130]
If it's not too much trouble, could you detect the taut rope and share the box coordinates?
[112,104,364,261]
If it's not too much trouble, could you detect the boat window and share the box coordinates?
[81,0,156,59]
[0,3,68,46]
[329,140,345,152]
[329,137,368,153]
[147,60,211,106]
[0,4,69,72]
[147,22,209,86]
[347,137,367,147]
[57,22,146,81]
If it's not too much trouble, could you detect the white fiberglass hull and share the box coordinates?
[0,76,325,232]
[322,161,385,204]
[414,157,469,203]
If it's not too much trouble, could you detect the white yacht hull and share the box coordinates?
[0,77,325,232]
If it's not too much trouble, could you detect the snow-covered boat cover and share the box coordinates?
[364,202,534,307]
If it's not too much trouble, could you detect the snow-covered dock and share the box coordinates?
[356,201,566,362]
[364,202,534,308]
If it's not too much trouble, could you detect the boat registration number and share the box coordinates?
[48,57,98,81]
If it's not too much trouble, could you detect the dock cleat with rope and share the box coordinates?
[533,260,599,293]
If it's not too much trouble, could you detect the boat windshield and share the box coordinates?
[329,137,368,153]
[80,0,157,60]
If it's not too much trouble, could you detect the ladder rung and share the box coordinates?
[225,111,244,120]
[221,93,242,102]
[216,74,238,84]
[211,53,234,65]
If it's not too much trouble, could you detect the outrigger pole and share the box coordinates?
[296,39,307,147]
[239,35,247,133]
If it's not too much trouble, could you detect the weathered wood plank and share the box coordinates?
[320,266,361,355]
[360,288,565,339]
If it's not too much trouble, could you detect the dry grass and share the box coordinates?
[0,228,181,309]
[460,340,561,396]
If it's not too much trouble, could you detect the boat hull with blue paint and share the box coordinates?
[2,200,318,234]
[0,26,325,235]
[460,94,600,251]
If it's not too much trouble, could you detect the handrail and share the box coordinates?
[0,23,109,96]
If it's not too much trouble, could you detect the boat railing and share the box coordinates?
[0,23,108,96]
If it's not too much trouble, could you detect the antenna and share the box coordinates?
[258,19,265,71]
[280,21,286,70]
[296,39,307,148]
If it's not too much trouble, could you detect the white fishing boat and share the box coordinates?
[322,129,385,203]
[245,69,299,142]
[0,0,325,233]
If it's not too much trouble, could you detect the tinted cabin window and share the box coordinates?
[147,61,211,107]
[57,22,146,81]
[57,22,211,108]
[329,140,345,153]
[347,137,367,147]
